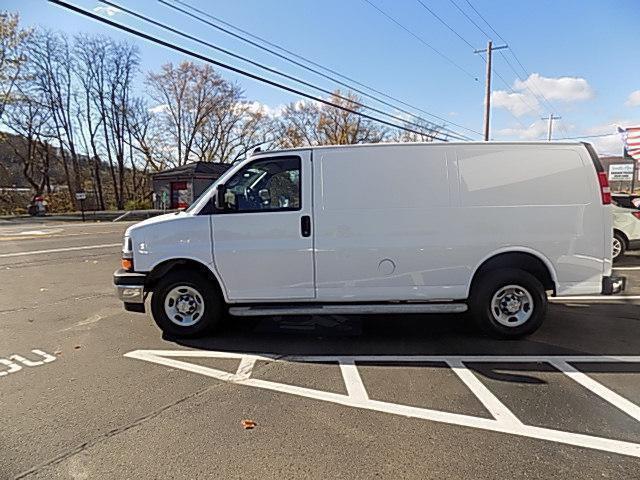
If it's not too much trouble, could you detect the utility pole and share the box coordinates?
[474,41,508,141]
[541,114,562,141]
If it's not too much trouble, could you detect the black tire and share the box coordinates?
[150,270,223,338]
[469,268,547,339]
[613,232,626,262]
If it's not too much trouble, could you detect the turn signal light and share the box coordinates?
[632,211,640,220]
[121,258,134,271]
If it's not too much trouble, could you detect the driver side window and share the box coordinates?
[221,156,301,213]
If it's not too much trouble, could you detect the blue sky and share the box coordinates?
[8,0,640,154]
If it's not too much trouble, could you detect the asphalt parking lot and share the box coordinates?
[1,218,640,479]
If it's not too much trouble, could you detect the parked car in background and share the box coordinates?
[612,204,640,260]
[612,193,640,210]
[114,142,624,339]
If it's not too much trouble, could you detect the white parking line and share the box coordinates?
[614,266,640,271]
[447,359,522,428]
[549,360,640,423]
[125,350,640,459]
[340,360,369,401]
[0,243,120,258]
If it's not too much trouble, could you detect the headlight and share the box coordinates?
[121,236,133,271]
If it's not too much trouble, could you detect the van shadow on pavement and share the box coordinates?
[167,302,640,360]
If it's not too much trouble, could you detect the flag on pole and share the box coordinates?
[618,126,640,161]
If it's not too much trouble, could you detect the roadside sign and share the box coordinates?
[608,164,634,181]
[75,191,87,222]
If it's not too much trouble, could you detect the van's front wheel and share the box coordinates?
[469,268,547,339]
[150,270,223,338]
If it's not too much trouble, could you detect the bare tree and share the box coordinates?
[147,62,233,167]
[0,11,30,122]
[27,30,84,208]
[4,89,52,199]
[276,91,386,147]
[74,34,106,209]
[126,97,169,172]
[73,35,139,209]
[103,40,139,208]
[193,94,275,163]
[388,119,443,143]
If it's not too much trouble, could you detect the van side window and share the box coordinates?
[221,156,301,213]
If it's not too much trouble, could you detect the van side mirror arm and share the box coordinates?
[215,184,226,211]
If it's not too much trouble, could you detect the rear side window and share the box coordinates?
[458,148,589,206]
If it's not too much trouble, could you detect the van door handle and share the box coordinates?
[300,215,311,237]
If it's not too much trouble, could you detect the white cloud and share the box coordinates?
[492,90,540,117]
[92,5,121,17]
[492,73,594,117]
[245,101,285,117]
[497,117,576,141]
[497,120,549,140]
[591,135,623,156]
[148,104,168,114]
[584,122,626,156]
[625,90,640,108]
[515,73,594,103]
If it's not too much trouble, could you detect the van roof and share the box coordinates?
[250,141,587,157]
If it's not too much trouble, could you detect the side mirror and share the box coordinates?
[215,184,226,211]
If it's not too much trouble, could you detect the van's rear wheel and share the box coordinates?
[469,268,547,339]
[150,270,222,338]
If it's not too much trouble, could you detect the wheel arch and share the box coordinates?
[467,248,557,298]
[613,228,629,248]
[145,258,228,303]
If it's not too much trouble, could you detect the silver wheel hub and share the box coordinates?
[612,238,622,258]
[490,285,534,327]
[164,286,205,327]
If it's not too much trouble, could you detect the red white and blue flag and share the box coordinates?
[618,126,640,161]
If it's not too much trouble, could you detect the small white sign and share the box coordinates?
[75,192,87,200]
[608,164,634,181]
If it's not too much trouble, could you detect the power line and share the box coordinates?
[450,0,569,137]
[411,0,530,131]
[473,51,529,130]
[414,0,475,50]
[97,1,462,141]
[461,0,565,125]
[48,0,453,141]
[165,0,481,138]
[159,0,480,139]
[555,132,619,140]
[492,68,538,115]
[463,0,507,44]
[362,0,480,82]
[448,0,492,39]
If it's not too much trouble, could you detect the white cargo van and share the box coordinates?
[114,142,625,338]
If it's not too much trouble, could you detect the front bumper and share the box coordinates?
[602,275,627,295]
[114,268,147,310]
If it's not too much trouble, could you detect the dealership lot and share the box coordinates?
[1,219,640,479]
